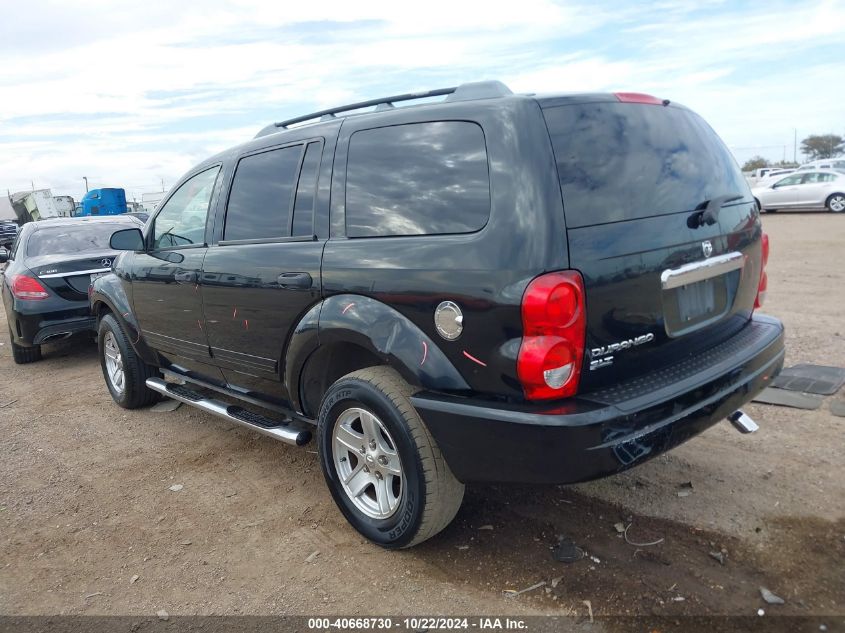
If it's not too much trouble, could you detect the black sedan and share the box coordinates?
[1,216,143,364]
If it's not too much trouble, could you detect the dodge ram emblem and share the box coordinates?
[701,240,713,258]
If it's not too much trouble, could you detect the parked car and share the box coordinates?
[752,170,845,213]
[91,81,784,548]
[0,220,18,247]
[753,168,797,188]
[2,215,144,363]
[796,159,845,172]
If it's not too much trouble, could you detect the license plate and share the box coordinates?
[677,279,716,322]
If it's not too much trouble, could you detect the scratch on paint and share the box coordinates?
[243,319,249,331]
[194,283,199,292]
[197,320,203,331]
[233,307,238,319]
[462,350,487,367]
[420,340,428,366]
[342,303,355,315]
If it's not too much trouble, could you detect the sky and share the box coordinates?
[1,0,842,204]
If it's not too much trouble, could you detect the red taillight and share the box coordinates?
[754,233,770,309]
[614,92,664,105]
[11,275,49,300]
[518,271,586,401]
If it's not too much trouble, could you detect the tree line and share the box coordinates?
[742,134,844,172]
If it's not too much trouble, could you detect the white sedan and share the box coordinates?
[752,170,845,213]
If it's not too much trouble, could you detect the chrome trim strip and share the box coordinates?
[39,267,111,279]
[661,252,744,290]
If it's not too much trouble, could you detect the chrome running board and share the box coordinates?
[145,377,312,446]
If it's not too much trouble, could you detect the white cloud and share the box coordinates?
[0,0,842,199]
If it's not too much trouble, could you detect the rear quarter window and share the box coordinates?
[543,102,750,228]
[345,121,490,237]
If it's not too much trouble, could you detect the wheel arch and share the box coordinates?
[289,294,470,418]
[90,274,158,365]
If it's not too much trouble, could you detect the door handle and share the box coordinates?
[174,270,198,283]
[277,272,312,289]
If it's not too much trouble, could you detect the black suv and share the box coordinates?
[91,81,785,548]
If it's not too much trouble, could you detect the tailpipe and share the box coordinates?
[728,410,758,434]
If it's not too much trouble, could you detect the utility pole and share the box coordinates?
[793,129,797,164]
[160,177,165,192]
[83,176,89,192]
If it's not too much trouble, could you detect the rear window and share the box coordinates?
[345,121,490,237]
[543,102,749,228]
[26,222,138,257]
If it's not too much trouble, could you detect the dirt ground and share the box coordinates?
[0,213,843,627]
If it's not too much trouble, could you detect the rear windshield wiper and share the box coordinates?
[688,193,743,228]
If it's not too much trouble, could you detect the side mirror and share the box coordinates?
[0,250,8,263]
[110,228,145,251]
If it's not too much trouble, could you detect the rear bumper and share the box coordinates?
[412,313,785,484]
[5,301,95,346]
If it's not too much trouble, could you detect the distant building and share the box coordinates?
[141,191,165,214]
[0,195,16,221]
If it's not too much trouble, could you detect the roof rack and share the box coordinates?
[254,80,512,138]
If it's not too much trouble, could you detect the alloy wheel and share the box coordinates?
[103,331,125,394]
[332,407,404,519]
[829,195,845,213]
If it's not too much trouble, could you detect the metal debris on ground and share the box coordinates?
[752,387,823,410]
[502,581,545,598]
[151,399,182,412]
[478,524,494,530]
[760,587,785,605]
[709,551,726,565]
[552,537,584,563]
[770,364,845,395]
[623,523,665,547]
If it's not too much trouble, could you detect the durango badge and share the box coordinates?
[590,333,655,370]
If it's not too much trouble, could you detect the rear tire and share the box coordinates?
[98,313,159,409]
[317,367,464,548]
[826,193,845,213]
[9,328,41,364]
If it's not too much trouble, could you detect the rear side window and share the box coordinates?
[225,145,303,241]
[291,142,322,237]
[543,103,750,228]
[345,121,490,237]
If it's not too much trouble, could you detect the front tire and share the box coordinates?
[9,328,41,364]
[826,193,845,213]
[317,367,464,548]
[98,313,159,408]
